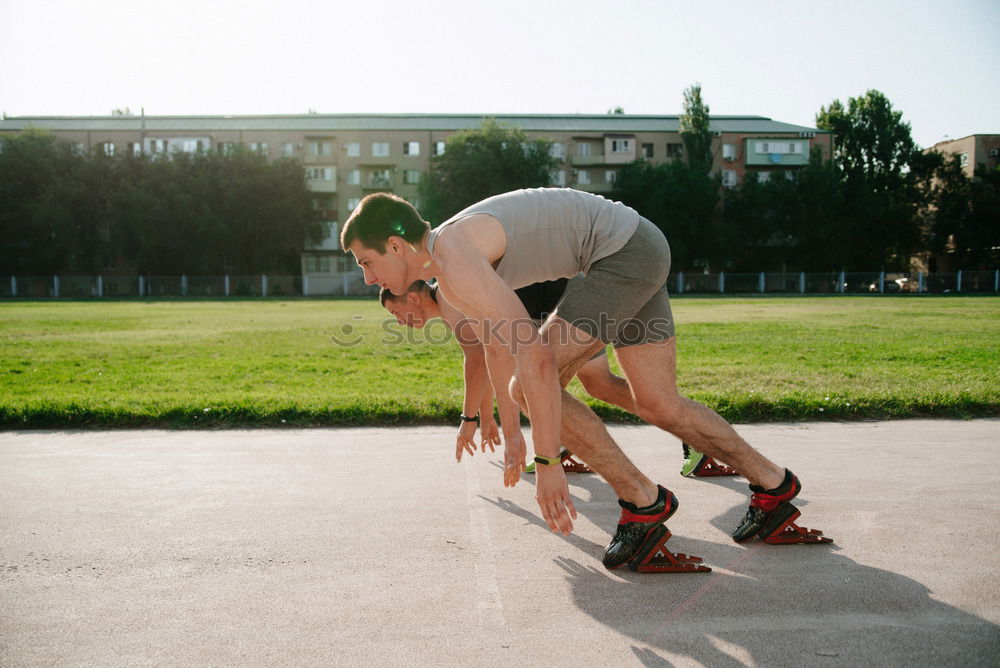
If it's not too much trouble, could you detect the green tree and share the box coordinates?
[612,159,720,271]
[816,90,923,269]
[817,91,916,188]
[211,149,323,274]
[418,117,557,223]
[924,155,1000,269]
[1,133,322,276]
[0,130,87,274]
[679,84,713,175]
[722,147,846,271]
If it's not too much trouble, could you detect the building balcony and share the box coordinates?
[307,180,337,193]
[744,138,810,166]
[362,177,394,191]
[573,182,613,194]
[570,154,608,167]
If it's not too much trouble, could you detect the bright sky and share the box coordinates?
[1,0,997,149]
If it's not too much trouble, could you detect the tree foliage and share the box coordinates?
[418,118,557,223]
[721,148,846,271]
[922,155,1000,269]
[0,131,322,275]
[679,84,713,175]
[817,91,917,188]
[613,86,992,273]
[612,158,720,271]
[815,89,928,270]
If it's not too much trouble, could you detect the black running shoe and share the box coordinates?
[732,469,801,542]
[603,485,678,570]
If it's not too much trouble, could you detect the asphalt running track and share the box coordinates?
[1,419,998,667]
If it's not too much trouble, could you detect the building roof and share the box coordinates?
[929,134,1000,148]
[0,113,828,135]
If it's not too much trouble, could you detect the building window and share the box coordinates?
[403,170,420,185]
[282,142,297,157]
[180,139,205,153]
[552,170,566,187]
[610,139,632,153]
[306,167,335,181]
[347,169,361,185]
[372,142,390,157]
[368,168,391,188]
[757,171,771,183]
[550,142,566,159]
[309,141,333,157]
[722,170,738,188]
[128,142,142,156]
[218,142,236,154]
[403,141,420,156]
[722,144,736,161]
[148,139,168,154]
[433,141,446,156]
[642,143,654,158]
[346,142,361,157]
[667,143,683,159]
[312,195,334,213]
[605,170,617,184]
[755,141,803,155]
[305,256,331,273]
[337,255,356,273]
[347,197,360,212]
[577,170,590,185]
[99,142,115,156]
[959,153,969,167]
[577,143,592,157]
[248,142,268,154]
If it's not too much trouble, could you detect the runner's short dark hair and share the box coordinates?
[341,192,429,253]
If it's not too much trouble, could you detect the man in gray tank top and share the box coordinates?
[342,188,812,570]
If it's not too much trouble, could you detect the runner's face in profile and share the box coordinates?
[349,240,409,294]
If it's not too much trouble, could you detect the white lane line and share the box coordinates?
[465,459,506,629]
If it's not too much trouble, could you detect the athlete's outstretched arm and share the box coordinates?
[432,230,576,536]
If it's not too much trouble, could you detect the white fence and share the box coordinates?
[673,270,999,295]
[0,274,375,298]
[1,270,998,298]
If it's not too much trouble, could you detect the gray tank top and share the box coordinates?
[426,188,640,289]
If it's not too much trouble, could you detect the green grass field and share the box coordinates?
[1,296,998,428]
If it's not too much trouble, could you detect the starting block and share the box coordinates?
[631,525,711,573]
[760,503,832,545]
[690,456,738,477]
[560,451,592,474]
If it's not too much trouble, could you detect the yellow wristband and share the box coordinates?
[533,454,561,466]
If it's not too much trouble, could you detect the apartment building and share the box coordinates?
[0,113,831,293]
[927,134,1000,178]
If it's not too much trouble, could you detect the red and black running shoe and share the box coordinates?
[602,485,678,570]
[731,469,801,542]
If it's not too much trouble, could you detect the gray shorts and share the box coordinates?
[554,218,674,348]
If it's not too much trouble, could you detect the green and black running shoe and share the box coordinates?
[680,443,707,477]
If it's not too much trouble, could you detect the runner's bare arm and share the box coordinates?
[453,321,499,459]
[432,225,576,534]
[442,270,531,485]
[481,340,528,487]
[440,298,499,458]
